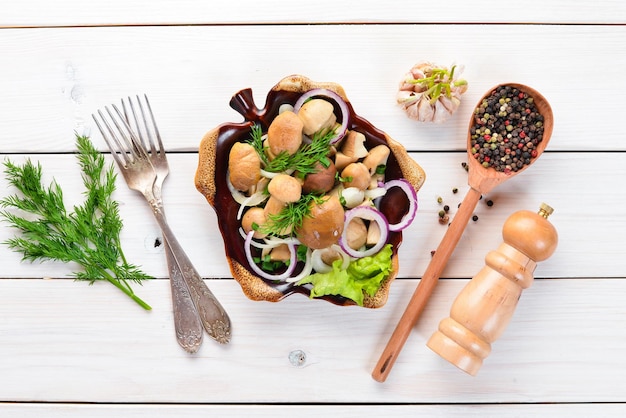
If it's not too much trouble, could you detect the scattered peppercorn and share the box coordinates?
[437,196,443,204]
[452,187,458,194]
[470,85,545,172]
[431,250,436,257]
[439,214,449,224]
[486,199,494,207]
[438,210,446,218]
[472,214,479,221]
[443,205,450,212]
[461,161,469,172]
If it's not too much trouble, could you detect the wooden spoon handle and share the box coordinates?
[372,187,482,382]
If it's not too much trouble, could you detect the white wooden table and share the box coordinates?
[2,1,626,416]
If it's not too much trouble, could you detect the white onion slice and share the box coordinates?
[341,187,365,208]
[244,230,297,281]
[383,179,418,231]
[226,171,250,205]
[286,248,313,283]
[311,244,352,273]
[339,206,389,258]
[260,168,295,179]
[279,103,294,114]
[311,249,332,274]
[238,228,301,249]
[364,187,387,200]
[237,191,269,220]
[293,88,349,144]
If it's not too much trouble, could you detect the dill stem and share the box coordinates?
[97,267,152,311]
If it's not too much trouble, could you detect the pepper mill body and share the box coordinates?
[426,204,558,376]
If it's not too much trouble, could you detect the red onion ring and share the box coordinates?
[339,206,389,258]
[383,179,418,231]
[293,88,349,144]
[244,230,297,281]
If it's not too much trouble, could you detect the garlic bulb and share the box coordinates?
[397,62,468,123]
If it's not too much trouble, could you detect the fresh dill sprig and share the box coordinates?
[0,134,152,310]
[262,193,326,237]
[248,123,334,175]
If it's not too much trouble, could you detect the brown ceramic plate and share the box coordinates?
[195,75,426,308]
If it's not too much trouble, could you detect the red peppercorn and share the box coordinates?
[504,120,510,125]
[518,93,524,99]
[484,156,491,162]
[484,134,491,140]
[531,149,538,158]
[519,131,526,139]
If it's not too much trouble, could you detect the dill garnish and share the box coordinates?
[0,134,152,310]
[262,193,326,237]
[248,123,334,175]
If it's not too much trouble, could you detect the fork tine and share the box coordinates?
[109,103,149,162]
[143,94,165,154]
[139,94,163,155]
[92,111,128,169]
[122,96,149,153]
[94,108,137,167]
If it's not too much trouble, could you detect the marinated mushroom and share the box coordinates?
[366,219,381,246]
[268,173,302,203]
[302,160,337,194]
[228,142,261,191]
[296,195,345,249]
[333,151,356,171]
[320,246,343,266]
[267,110,304,156]
[345,217,367,250]
[268,244,291,262]
[263,196,291,236]
[297,99,337,136]
[341,131,368,159]
[341,162,371,190]
[264,195,286,217]
[363,144,390,174]
[241,207,268,239]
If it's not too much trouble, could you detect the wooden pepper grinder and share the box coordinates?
[426,203,558,376]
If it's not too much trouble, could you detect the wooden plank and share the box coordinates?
[0,278,625,403]
[0,152,624,280]
[2,0,625,26]
[2,403,626,417]
[0,24,625,152]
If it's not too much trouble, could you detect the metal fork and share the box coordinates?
[118,96,204,352]
[92,96,231,348]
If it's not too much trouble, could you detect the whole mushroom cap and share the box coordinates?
[267,110,304,156]
[296,195,345,250]
[302,160,337,194]
[268,173,302,203]
[228,142,261,191]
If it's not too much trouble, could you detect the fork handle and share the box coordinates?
[152,210,232,344]
[163,235,204,353]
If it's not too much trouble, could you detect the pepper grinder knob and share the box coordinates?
[426,203,558,375]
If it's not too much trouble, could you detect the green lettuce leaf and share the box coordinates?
[297,244,393,306]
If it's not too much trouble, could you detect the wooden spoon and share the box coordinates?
[372,83,553,382]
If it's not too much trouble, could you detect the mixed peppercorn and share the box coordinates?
[470,85,544,173]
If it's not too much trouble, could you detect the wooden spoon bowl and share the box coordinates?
[466,83,553,193]
[372,83,553,382]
